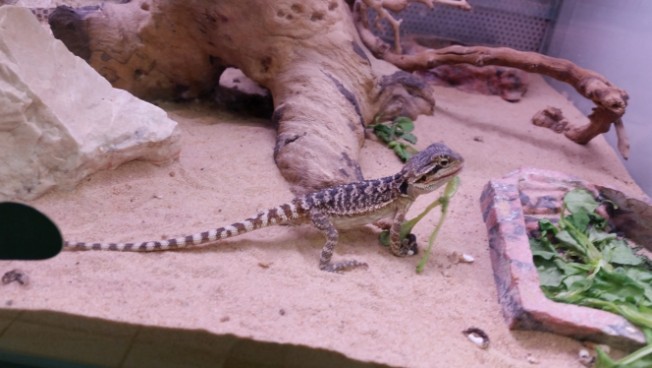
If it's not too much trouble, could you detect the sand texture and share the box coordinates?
[0,75,645,367]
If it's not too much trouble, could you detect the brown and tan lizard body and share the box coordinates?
[65,143,464,272]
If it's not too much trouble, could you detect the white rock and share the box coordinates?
[0,6,180,200]
[460,253,475,263]
[448,251,475,264]
[465,331,489,349]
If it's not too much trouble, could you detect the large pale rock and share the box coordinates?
[0,6,180,200]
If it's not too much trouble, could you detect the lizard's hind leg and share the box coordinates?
[309,209,368,272]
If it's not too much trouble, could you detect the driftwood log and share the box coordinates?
[46,0,630,192]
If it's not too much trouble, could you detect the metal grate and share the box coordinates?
[372,0,562,52]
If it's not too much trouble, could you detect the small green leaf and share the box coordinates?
[399,152,412,162]
[401,133,418,144]
[530,238,556,261]
[555,230,586,255]
[554,258,590,276]
[564,188,599,215]
[392,143,412,162]
[373,125,393,143]
[537,264,564,287]
[588,227,617,244]
[565,210,591,233]
[562,274,592,290]
[625,267,652,284]
[591,271,646,304]
[394,117,414,133]
[538,218,559,236]
[603,240,643,266]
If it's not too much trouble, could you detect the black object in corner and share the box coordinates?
[0,202,62,260]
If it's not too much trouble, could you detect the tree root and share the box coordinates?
[46,0,436,192]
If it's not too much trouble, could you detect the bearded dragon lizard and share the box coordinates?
[65,143,464,272]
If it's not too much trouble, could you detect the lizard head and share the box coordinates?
[401,143,464,196]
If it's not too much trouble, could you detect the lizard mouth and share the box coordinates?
[416,166,462,191]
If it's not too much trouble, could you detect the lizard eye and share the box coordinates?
[438,155,450,167]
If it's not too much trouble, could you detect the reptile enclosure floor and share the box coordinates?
[0,75,646,367]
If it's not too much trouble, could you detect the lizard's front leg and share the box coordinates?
[309,209,368,272]
[388,212,418,257]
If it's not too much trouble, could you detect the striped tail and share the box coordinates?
[64,202,305,251]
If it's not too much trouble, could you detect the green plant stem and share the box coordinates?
[399,198,442,239]
[416,176,460,274]
[616,341,652,366]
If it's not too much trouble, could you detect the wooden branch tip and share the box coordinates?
[531,107,569,134]
[614,119,630,160]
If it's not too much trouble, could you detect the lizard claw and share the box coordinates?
[400,233,419,256]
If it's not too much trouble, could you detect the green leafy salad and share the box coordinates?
[530,189,652,367]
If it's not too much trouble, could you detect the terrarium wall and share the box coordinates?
[545,0,652,197]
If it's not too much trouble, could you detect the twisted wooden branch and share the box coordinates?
[354,2,630,159]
